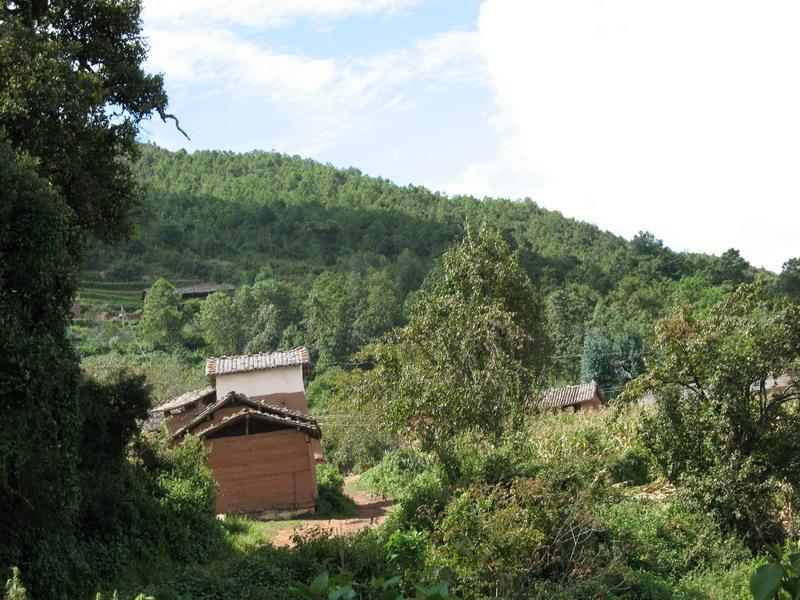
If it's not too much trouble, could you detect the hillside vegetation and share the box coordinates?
[4,2,800,596]
[81,144,785,388]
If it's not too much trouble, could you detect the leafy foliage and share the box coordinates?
[337,226,550,455]
[750,544,800,600]
[140,279,185,348]
[0,0,175,242]
[315,464,356,517]
[0,1,226,597]
[626,282,800,544]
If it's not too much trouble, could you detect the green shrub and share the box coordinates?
[432,472,612,599]
[749,543,800,600]
[4,567,28,600]
[608,447,652,486]
[597,497,749,580]
[449,431,540,486]
[384,530,430,579]
[392,470,451,532]
[131,432,226,562]
[315,464,356,517]
[362,448,433,499]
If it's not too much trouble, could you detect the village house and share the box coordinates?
[144,347,321,516]
[141,282,236,301]
[539,380,604,411]
[207,346,312,413]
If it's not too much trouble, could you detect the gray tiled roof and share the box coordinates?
[153,386,216,413]
[172,392,321,439]
[539,380,600,409]
[205,347,310,377]
[194,407,322,439]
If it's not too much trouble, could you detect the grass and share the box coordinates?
[343,474,377,498]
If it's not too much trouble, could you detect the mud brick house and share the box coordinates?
[539,380,604,412]
[144,347,322,515]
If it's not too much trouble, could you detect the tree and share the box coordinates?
[1,3,176,592]
[580,328,616,393]
[352,270,401,342]
[547,284,598,383]
[338,226,550,456]
[775,258,800,303]
[624,282,800,545]
[140,278,184,348]
[709,248,752,286]
[0,134,82,596]
[0,0,179,242]
[304,271,365,370]
[238,278,290,353]
[195,290,242,356]
[613,323,646,385]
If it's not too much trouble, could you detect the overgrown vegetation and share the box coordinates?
[80,144,800,391]
[0,1,224,597]
[4,2,800,598]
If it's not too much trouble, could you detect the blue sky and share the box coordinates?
[141,1,800,272]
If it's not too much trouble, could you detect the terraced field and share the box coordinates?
[76,278,204,318]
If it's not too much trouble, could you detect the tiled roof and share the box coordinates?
[539,380,600,409]
[205,347,310,377]
[172,392,321,439]
[153,387,216,413]
[195,407,322,439]
[141,412,166,433]
[142,283,235,299]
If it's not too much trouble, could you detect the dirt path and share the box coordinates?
[271,475,394,548]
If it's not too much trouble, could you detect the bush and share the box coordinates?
[362,448,433,499]
[315,464,356,517]
[131,432,226,563]
[384,530,429,579]
[608,447,652,486]
[432,472,612,599]
[597,497,749,580]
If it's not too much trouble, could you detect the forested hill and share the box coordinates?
[90,144,755,288]
[85,143,767,384]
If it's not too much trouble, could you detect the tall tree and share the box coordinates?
[140,278,184,348]
[775,257,800,303]
[0,0,179,241]
[580,328,616,392]
[0,1,174,594]
[303,271,365,370]
[339,227,550,455]
[547,284,598,383]
[625,282,800,545]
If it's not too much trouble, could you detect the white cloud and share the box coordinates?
[145,22,485,155]
[143,0,420,29]
[448,0,800,271]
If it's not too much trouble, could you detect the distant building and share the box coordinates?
[171,392,321,515]
[141,282,235,301]
[539,380,604,412]
[144,347,321,516]
[70,298,81,318]
[750,373,794,395]
[206,347,311,413]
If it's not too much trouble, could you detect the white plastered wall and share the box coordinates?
[215,365,305,401]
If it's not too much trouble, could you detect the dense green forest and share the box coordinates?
[3,1,800,598]
[81,143,797,388]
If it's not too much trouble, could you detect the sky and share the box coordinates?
[140,0,800,273]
